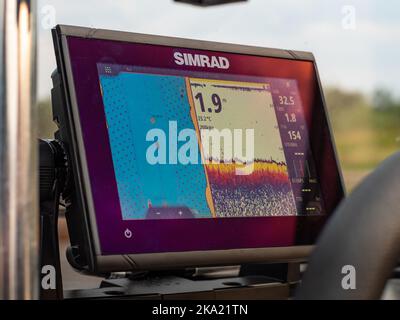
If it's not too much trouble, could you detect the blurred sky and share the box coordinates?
[37,0,400,100]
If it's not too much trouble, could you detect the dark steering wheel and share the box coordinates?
[297,152,400,300]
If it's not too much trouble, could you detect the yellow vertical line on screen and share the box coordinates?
[185,77,217,218]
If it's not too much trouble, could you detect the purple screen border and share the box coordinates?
[65,36,344,255]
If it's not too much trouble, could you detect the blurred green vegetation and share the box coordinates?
[37,87,400,190]
[326,87,400,190]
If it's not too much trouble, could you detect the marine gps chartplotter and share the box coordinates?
[51,25,344,274]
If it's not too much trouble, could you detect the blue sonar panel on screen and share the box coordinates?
[100,72,212,220]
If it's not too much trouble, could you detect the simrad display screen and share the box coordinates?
[65,35,344,255]
[98,64,323,220]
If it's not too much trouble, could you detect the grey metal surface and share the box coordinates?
[383,279,400,300]
[297,152,400,300]
[96,246,312,273]
[0,0,38,300]
[64,275,290,300]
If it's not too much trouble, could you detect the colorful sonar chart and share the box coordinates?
[99,67,297,220]
[187,78,296,218]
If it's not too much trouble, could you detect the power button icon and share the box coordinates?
[124,229,133,239]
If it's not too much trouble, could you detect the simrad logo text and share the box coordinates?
[174,52,230,70]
